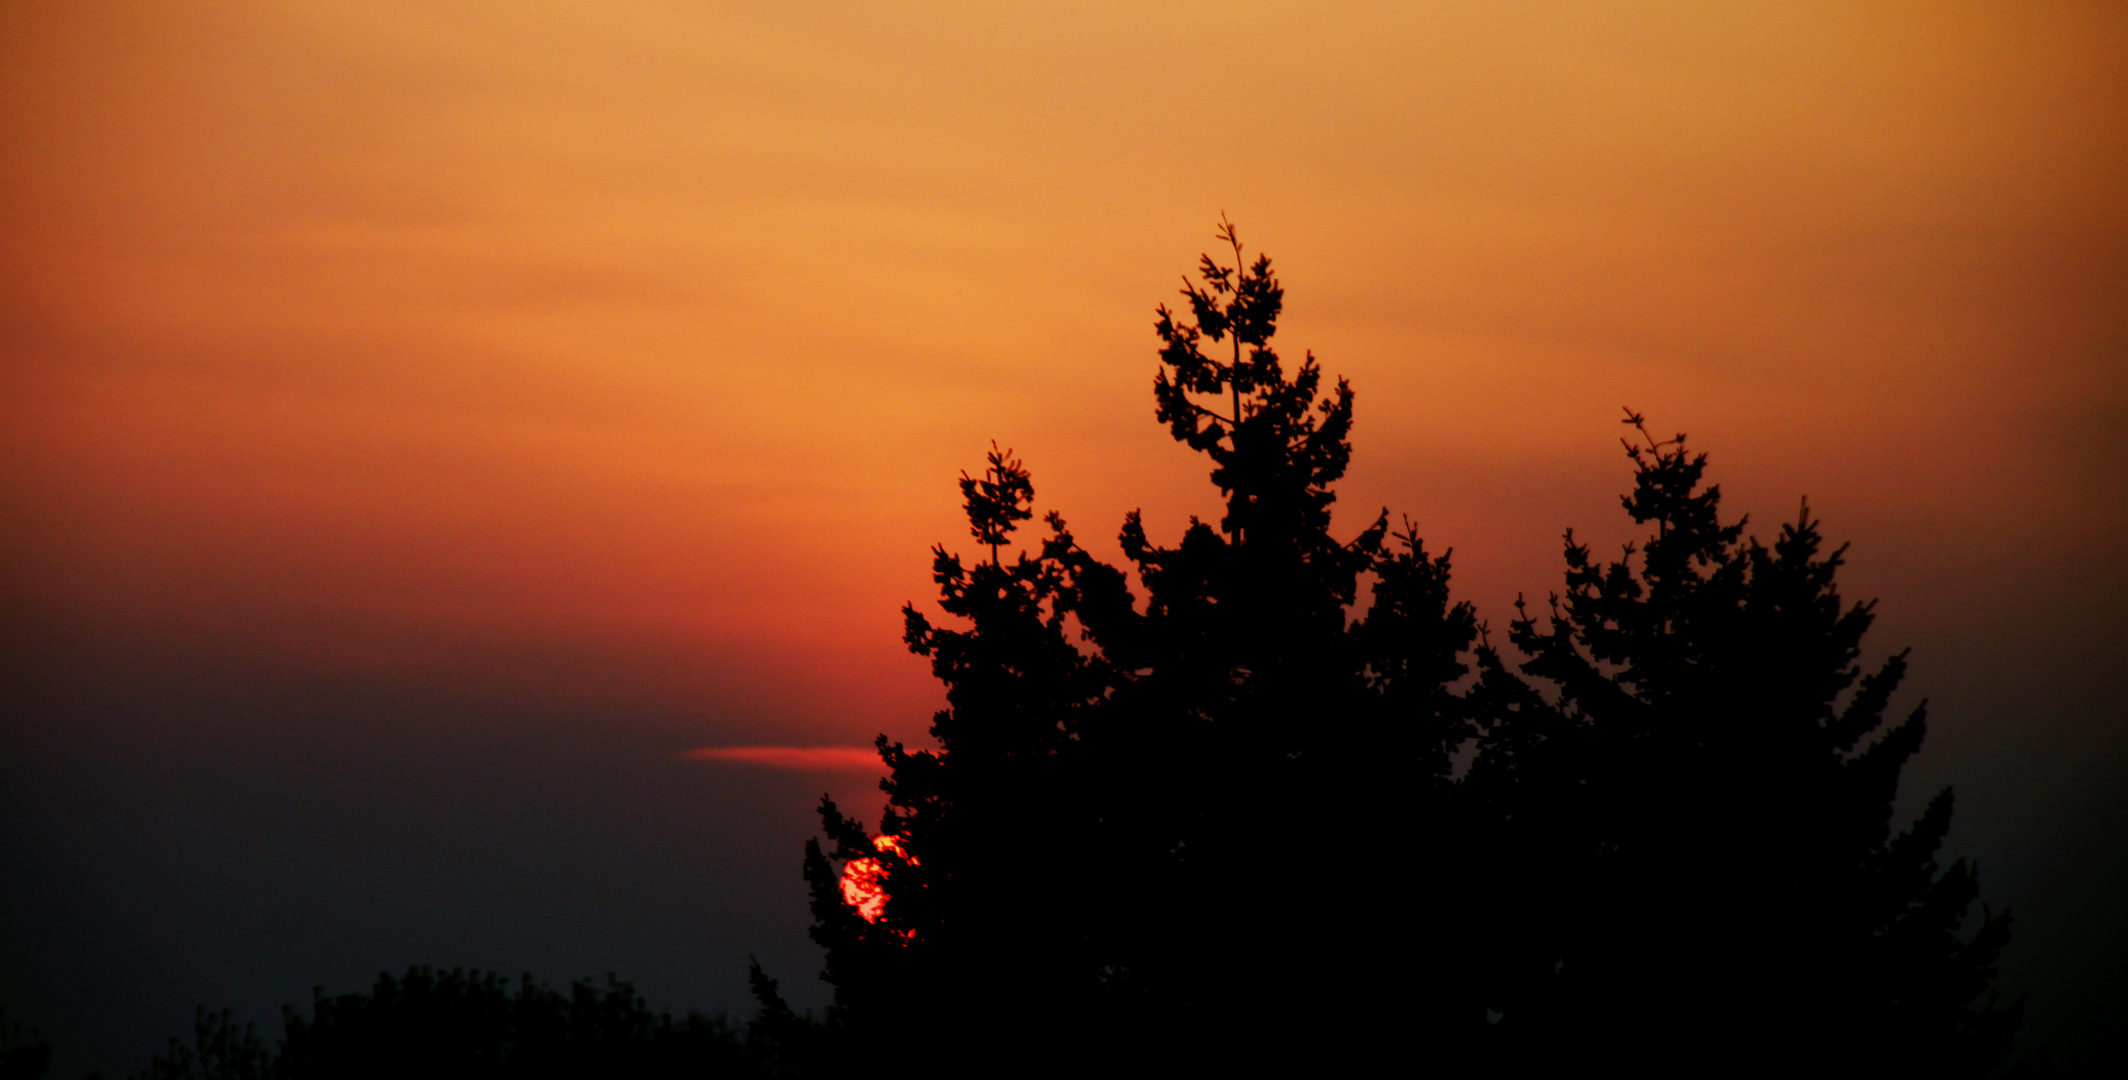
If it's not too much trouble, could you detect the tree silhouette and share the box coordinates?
[799,439,1116,1069]
[1463,412,2020,1076]
[796,219,1483,1071]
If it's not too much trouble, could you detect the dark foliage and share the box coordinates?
[1464,414,2020,1076]
[130,967,785,1080]
[136,1007,272,1080]
[797,219,1480,1071]
[0,1009,52,1080]
[794,221,2018,1075]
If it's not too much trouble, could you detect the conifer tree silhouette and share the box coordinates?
[793,223,2015,1076]
[1464,412,2019,1077]
[800,439,1116,1068]
[797,220,1482,1072]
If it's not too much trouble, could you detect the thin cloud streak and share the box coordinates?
[685,746,884,771]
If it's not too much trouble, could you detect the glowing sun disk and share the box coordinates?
[840,834,913,924]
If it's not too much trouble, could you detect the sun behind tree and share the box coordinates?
[790,221,1478,1073]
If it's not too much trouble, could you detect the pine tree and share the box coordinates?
[798,220,1483,1071]
[1467,412,2019,1076]
[1071,218,1479,1065]
[801,441,1116,1067]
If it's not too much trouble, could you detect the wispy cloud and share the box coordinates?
[683,746,883,771]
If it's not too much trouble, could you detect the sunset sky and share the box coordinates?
[3,2,2123,1072]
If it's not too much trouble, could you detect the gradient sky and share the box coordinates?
[4,2,2123,1073]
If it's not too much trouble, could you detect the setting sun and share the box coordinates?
[840,834,914,924]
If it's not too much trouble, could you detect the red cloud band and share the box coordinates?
[683,746,884,770]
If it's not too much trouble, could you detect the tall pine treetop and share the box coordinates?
[1152,217,1358,552]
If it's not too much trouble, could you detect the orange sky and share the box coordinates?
[4,0,2122,748]
[3,3,2125,1068]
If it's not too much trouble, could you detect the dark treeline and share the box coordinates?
[61,223,2022,1078]
[7,969,814,1080]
